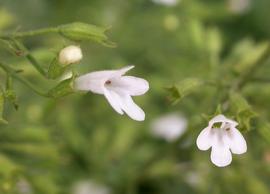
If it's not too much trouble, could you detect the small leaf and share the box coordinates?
[223,39,269,74]
[166,78,203,104]
[5,76,18,110]
[58,22,116,47]
[47,77,74,98]
[229,93,256,131]
[47,57,66,79]
[0,91,8,124]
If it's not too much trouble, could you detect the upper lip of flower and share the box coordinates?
[74,65,149,121]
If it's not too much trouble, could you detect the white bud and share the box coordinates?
[58,45,83,65]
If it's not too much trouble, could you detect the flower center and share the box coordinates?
[105,80,112,85]
[225,127,230,131]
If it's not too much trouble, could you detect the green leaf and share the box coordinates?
[166,78,203,104]
[0,91,8,124]
[223,39,269,74]
[47,58,66,79]
[58,22,116,47]
[229,93,256,131]
[47,77,74,98]
[5,76,18,110]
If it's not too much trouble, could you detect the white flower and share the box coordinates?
[196,114,247,167]
[17,179,32,194]
[151,113,187,142]
[59,45,83,65]
[72,180,110,194]
[228,0,250,14]
[152,0,179,6]
[74,66,149,121]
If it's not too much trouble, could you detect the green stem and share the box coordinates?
[0,27,58,39]
[0,62,49,97]
[11,39,47,77]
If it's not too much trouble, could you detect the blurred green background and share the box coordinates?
[0,0,270,193]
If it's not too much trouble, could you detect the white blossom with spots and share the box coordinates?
[196,114,247,167]
[74,66,149,121]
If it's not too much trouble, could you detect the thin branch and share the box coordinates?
[0,27,58,39]
[11,39,47,77]
[0,62,49,97]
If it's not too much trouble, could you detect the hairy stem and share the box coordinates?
[11,39,47,77]
[0,27,58,39]
[0,62,48,97]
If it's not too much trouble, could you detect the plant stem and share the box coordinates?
[0,27,58,39]
[11,39,47,77]
[0,62,49,97]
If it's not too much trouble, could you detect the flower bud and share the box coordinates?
[58,22,116,47]
[58,45,82,66]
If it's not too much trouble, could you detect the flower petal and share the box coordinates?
[118,65,135,75]
[103,88,124,115]
[115,91,145,121]
[196,127,213,151]
[226,127,247,154]
[209,114,238,128]
[110,76,149,96]
[74,70,115,94]
[210,135,232,167]
[74,66,135,94]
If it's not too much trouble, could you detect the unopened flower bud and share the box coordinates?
[58,22,116,47]
[58,45,82,66]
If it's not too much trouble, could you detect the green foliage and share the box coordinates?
[0,90,8,124]
[59,22,116,47]
[5,76,18,110]
[0,0,270,194]
[47,57,66,79]
[47,77,74,98]
[167,78,203,104]
[223,39,269,74]
[229,93,256,132]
